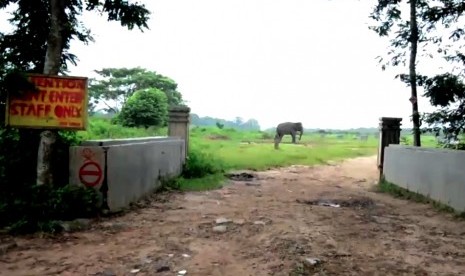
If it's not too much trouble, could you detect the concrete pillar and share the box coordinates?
[168,105,190,161]
[377,117,402,178]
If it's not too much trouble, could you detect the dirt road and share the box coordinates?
[1,156,465,276]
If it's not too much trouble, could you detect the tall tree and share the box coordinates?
[0,0,150,185]
[371,1,465,146]
[89,67,183,113]
[409,0,421,146]
[370,0,428,146]
[419,1,465,144]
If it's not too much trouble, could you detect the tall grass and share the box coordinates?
[77,118,167,140]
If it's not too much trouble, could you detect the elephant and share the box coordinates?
[274,122,304,149]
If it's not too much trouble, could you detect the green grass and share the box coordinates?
[201,142,375,170]
[79,120,446,191]
[377,178,465,218]
[178,174,226,191]
[190,126,378,171]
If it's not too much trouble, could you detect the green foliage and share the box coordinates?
[400,136,410,145]
[182,145,225,179]
[89,67,183,113]
[421,74,465,141]
[0,1,149,76]
[77,117,166,140]
[423,73,465,107]
[0,126,93,234]
[216,121,224,129]
[0,127,78,189]
[261,131,274,140]
[0,184,100,234]
[118,88,169,128]
[190,113,261,131]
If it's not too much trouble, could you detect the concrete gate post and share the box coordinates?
[168,105,191,162]
[377,117,402,178]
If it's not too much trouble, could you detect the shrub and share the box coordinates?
[0,184,100,234]
[182,146,224,179]
[0,125,100,234]
[119,88,168,128]
[261,131,274,140]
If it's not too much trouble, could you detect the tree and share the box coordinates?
[371,1,465,146]
[240,119,260,131]
[370,0,429,146]
[419,2,465,144]
[89,67,183,113]
[215,121,225,129]
[234,117,244,126]
[421,74,465,144]
[0,0,150,185]
[118,88,168,128]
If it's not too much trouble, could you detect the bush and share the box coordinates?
[182,146,224,179]
[261,131,274,140]
[0,125,100,234]
[77,117,166,140]
[118,88,168,128]
[0,184,101,234]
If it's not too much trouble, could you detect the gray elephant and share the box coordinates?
[274,122,304,149]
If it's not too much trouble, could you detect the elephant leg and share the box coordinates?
[291,131,296,143]
[274,133,283,149]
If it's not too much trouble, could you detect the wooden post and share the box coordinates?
[168,105,190,162]
[377,117,402,179]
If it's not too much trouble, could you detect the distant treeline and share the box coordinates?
[190,114,260,131]
[190,114,428,136]
[262,127,380,135]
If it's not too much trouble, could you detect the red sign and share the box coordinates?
[79,161,103,187]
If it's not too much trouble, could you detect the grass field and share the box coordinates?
[77,119,442,191]
[190,126,378,170]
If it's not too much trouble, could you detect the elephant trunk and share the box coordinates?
[299,129,303,140]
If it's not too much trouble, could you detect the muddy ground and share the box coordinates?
[1,156,465,276]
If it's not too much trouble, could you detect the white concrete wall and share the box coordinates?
[383,145,465,212]
[69,138,185,211]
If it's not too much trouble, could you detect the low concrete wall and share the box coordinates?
[383,145,465,212]
[69,137,185,211]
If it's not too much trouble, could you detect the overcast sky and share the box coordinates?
[2,0,444,129]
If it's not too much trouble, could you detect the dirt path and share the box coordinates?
[2,156,465,276]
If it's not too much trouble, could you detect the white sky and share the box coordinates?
[2,0,446,130]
